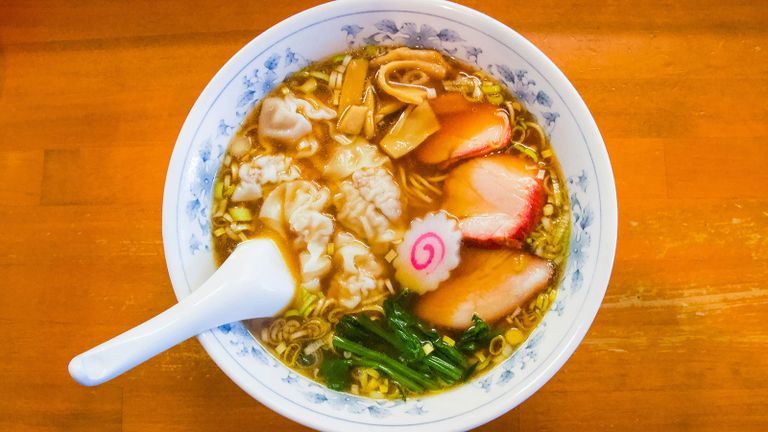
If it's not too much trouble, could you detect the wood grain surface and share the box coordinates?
[1,1,766,431]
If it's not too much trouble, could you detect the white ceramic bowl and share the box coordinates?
[161,1,617,430]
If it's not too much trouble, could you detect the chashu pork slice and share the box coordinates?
[414,99,511,168]
[442,154,545,248]
[415,248,553,329]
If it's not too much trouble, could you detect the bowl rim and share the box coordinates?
[162,0,618,430]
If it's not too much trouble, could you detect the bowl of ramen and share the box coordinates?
[161,0,617,430]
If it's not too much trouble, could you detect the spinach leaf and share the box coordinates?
[456,315,493,353]
[335,315,370,342]
[326,291,480,396]
[384,295,467,373]
[318,358,351,391]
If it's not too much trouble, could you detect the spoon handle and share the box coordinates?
[69,239,295,386]
[68,279,238,386]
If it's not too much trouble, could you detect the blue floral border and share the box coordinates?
[181,16,594,420]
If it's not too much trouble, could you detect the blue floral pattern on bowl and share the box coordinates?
[167,6,611,428]
[184,20,592,413]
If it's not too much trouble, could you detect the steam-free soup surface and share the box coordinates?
[211,46,569,398]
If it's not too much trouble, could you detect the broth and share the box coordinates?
[211,46,569,398]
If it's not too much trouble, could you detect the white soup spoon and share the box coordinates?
[68,238,296,386]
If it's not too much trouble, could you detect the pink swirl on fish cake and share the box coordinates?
[410,232,446,274]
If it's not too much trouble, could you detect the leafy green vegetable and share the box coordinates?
[320,293,490,397]
[381,295,467,382]
[456,315,497,354]
[424,355,462,382]
[356,314,419,359]
[461,362,479,382]
[383,300,427,361]
[319,359,351,391]
[384,296,467,369]
[333,336,436,392]
[297,352,319,367]
[335,315,372,342]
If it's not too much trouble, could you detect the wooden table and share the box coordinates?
[1,1,766,430]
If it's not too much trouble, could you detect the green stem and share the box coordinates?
[347,358,425,393]
[425,355,463,382]
[333,336,438,391]
[431,340,468,369]
[356,315,401,349]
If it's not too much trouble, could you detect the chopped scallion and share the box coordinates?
[275,342,287,355]
[363,45,380,58]
[505,328,525,345]
[512,142,539,163]
[213,182,224,200]
[384,249,398,263]
[422,342,434,355]
[308,71,330,82]
[298,77,318,94]
[552,180,563,207]
[543,203,554,216]
[486,93,504,105]
[481,84,501,94]
[299,293,318,316]
[228,207,252,222]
